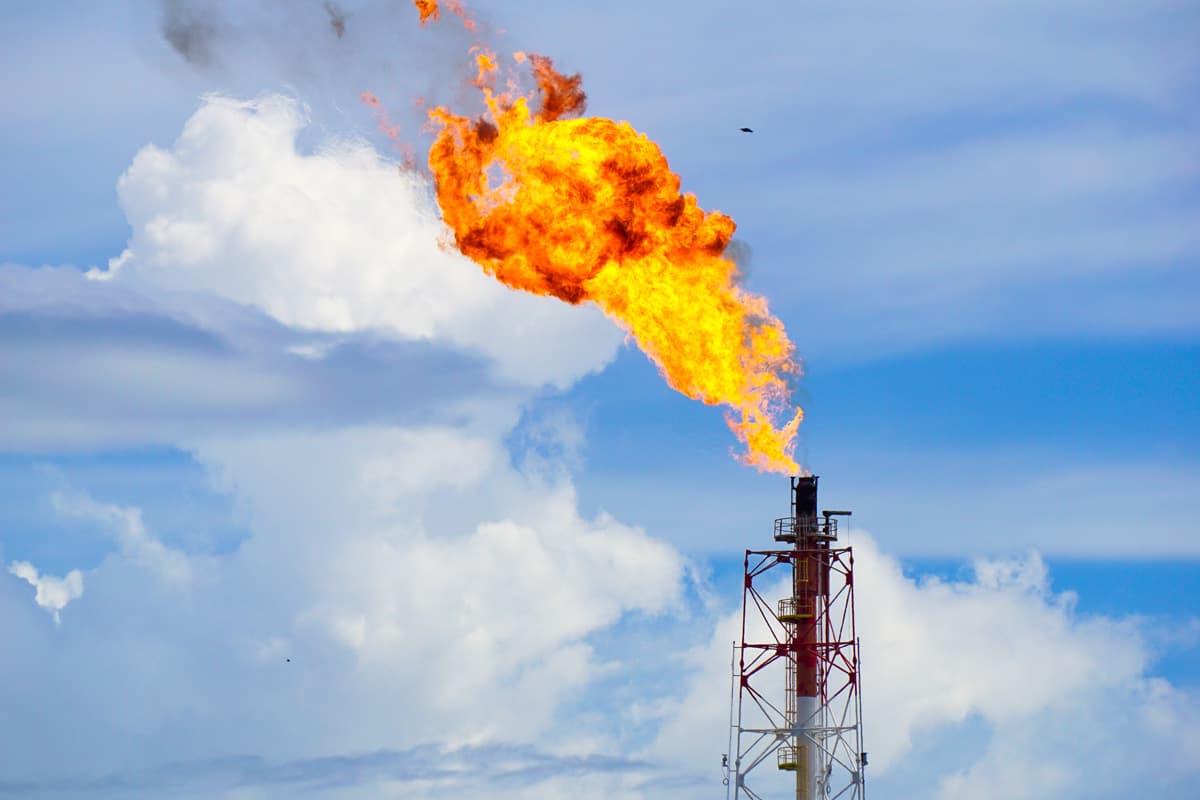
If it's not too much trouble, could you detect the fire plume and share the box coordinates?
[415,13,803,472]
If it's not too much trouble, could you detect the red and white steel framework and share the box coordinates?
[724,476,866,800]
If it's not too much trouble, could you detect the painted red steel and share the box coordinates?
[738,545,858,709]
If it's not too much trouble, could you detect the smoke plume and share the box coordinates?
[161,0,221,66]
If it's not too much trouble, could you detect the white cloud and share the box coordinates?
[1,86,625,452]
[934,675,1200,800]
[2,436,1195,799]
[50,489,192,585]
[93,93,621,390]
[0,421,686,788]
[191,423,684,744]
[7,561,84,624]
[650,533,1200,799]
[858,540,1145,773]
[0,80,682,788]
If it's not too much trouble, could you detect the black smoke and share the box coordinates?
[161,0,222,66]
[325,1,347,38]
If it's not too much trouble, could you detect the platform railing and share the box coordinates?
[773,516,838,543]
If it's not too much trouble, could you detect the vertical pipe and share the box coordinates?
[727,640,738,800]
[792,477,820,800]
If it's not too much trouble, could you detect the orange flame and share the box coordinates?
[413,0,439,26]
[414,25,803,472]
[413,0,476,32]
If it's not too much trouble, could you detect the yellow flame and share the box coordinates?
[419,26,803,472]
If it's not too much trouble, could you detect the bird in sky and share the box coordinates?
[739,127,753,133]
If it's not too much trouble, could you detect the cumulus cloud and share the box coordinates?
[93,93,621,389]
[7,561,84,624]
[1,88,629,452]
[858,541,1144,774]
[192,423,684,741]
[649,533,1200,799]
[0,82,683,794]
[932,671,1200,799]
[8,484,1193,798]
[0,421,688,793]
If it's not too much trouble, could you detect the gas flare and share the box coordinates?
[412,5,803,472]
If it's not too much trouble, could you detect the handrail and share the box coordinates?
[773,516,838,542]
[778,596,813,621]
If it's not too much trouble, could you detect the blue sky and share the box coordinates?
[2,1,1198,798]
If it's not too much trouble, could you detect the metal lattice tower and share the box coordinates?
[724,476,866,800]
